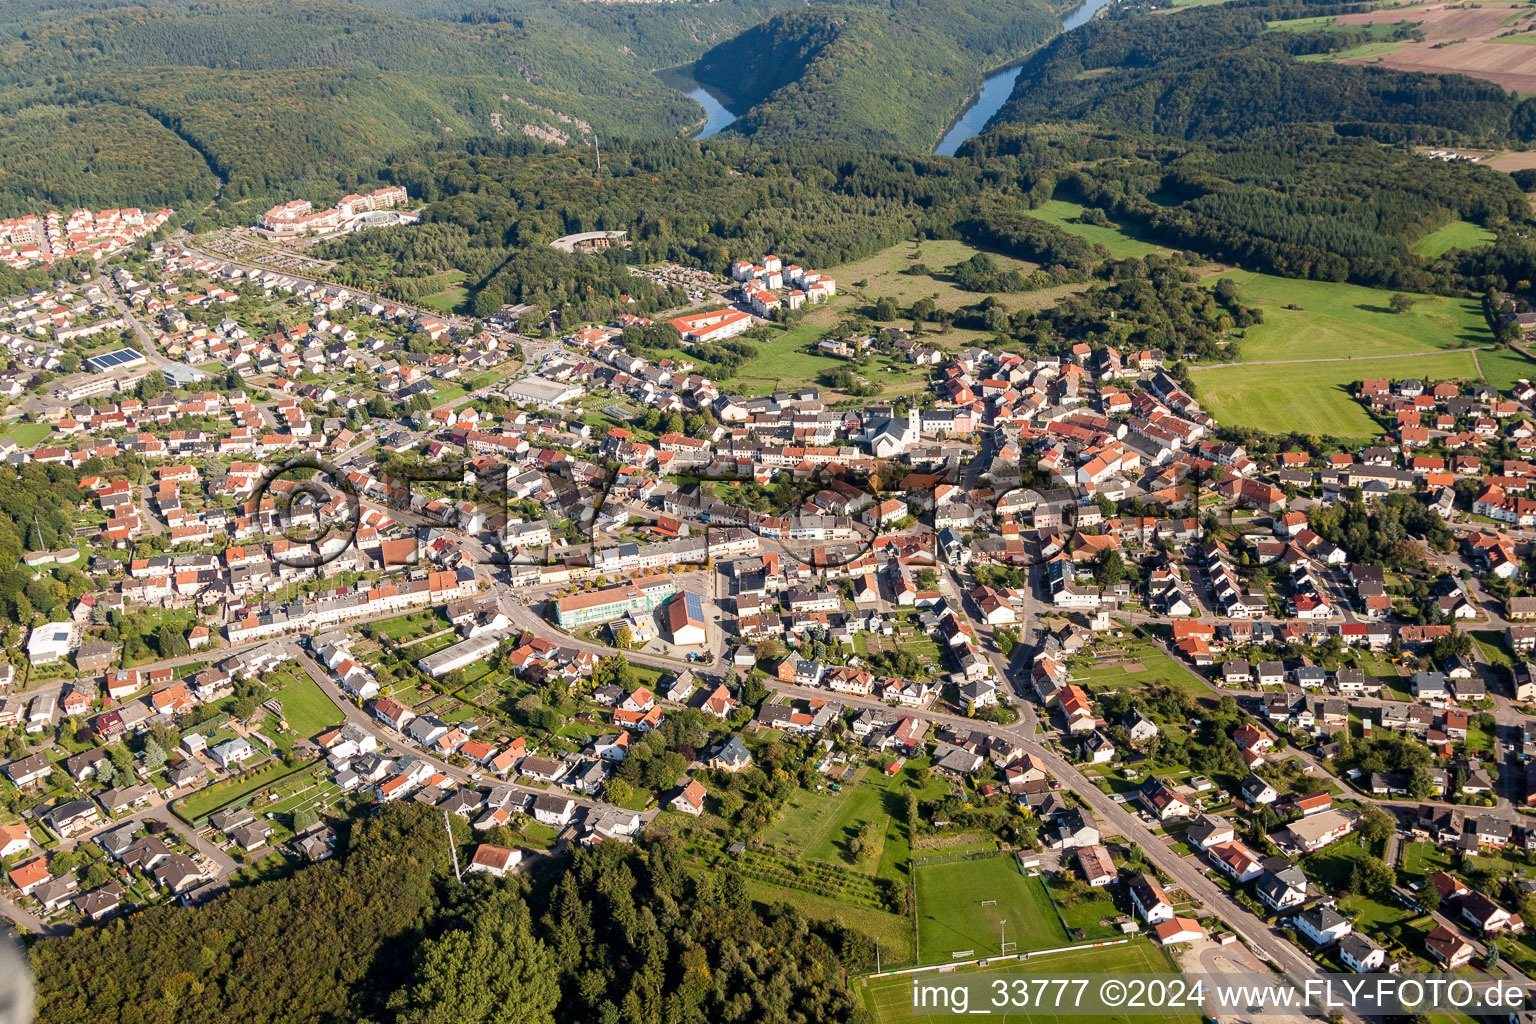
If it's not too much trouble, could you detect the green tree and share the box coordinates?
[1389,292,1416,314]
[136,370,166,401]
[606,778,633,806]
[721,869,750,909]
[391,886,559,1024]
[1359,804,1394,844]
[141,738,166,771]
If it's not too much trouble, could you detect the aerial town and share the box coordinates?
[7,210,1536,1013]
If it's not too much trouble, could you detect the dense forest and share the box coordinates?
[28,803,871,1024]
[0,0,700,212]
[314,126,1534,323]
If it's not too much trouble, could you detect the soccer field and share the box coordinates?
[861,940,1202,1024]
[915,855,1066,963]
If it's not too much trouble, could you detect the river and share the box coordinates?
[657,67,740,139]
[933,0,1116,156]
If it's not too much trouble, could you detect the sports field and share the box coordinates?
[1069,642,1209,699]
[861,940,1201,1024]
[915,856,1066,963]
[1196,349,1481,438]
[1210,270,1491,363]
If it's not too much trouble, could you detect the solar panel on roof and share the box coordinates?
[683,591,704,621]
[85,348,145,372]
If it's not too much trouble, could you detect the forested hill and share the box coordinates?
[984,0,1536,145]
[0,0,700,213]
[690,0,1063,151]
[309,131,1530,328]
[27,803,870,1024]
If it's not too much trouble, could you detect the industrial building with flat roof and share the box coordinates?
[501,376,583,408]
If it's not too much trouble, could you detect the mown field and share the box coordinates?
[760,760,946,877]
[1210,270,1491,363]
[1410,219,1496,258]
[1069,641,1210,699]
[1023,200,1168,258]
[914,855,1065,962]
[1196,349,1482,437]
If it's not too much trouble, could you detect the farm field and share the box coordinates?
[1327,0,1536,94]
[914,855,1065,963]
[1196,350,1481,438]
[1410,220,1496,258]
[1473,346,1536,390]
[860,941,1199,1024]
[1209,270,1491,363]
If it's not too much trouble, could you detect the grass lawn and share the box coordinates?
[1024,200,1168,258]
[1410,220,1496,258]
[1049,885,1121,938]
[1465,852,1531,877]
[368,610,451,641]
[416,271,469,313]
[915,856,1066,962]
[174,760,313,823]
[860,941,1199,1024]
[4,422,54,447]
[1472,629,1515,670]
[719,322,846,395]
[1209,270,1491,363]
[267,670,343,739]
[761,761,944,877]
[1196,350,1482,438]
[1399,840,1452,878]
[1302,836,1383,889]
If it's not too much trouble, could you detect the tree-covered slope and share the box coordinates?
[984,1,1536,145]
[691,0,1063,150]
[28,803,869,1024]
[0,0,699,213]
